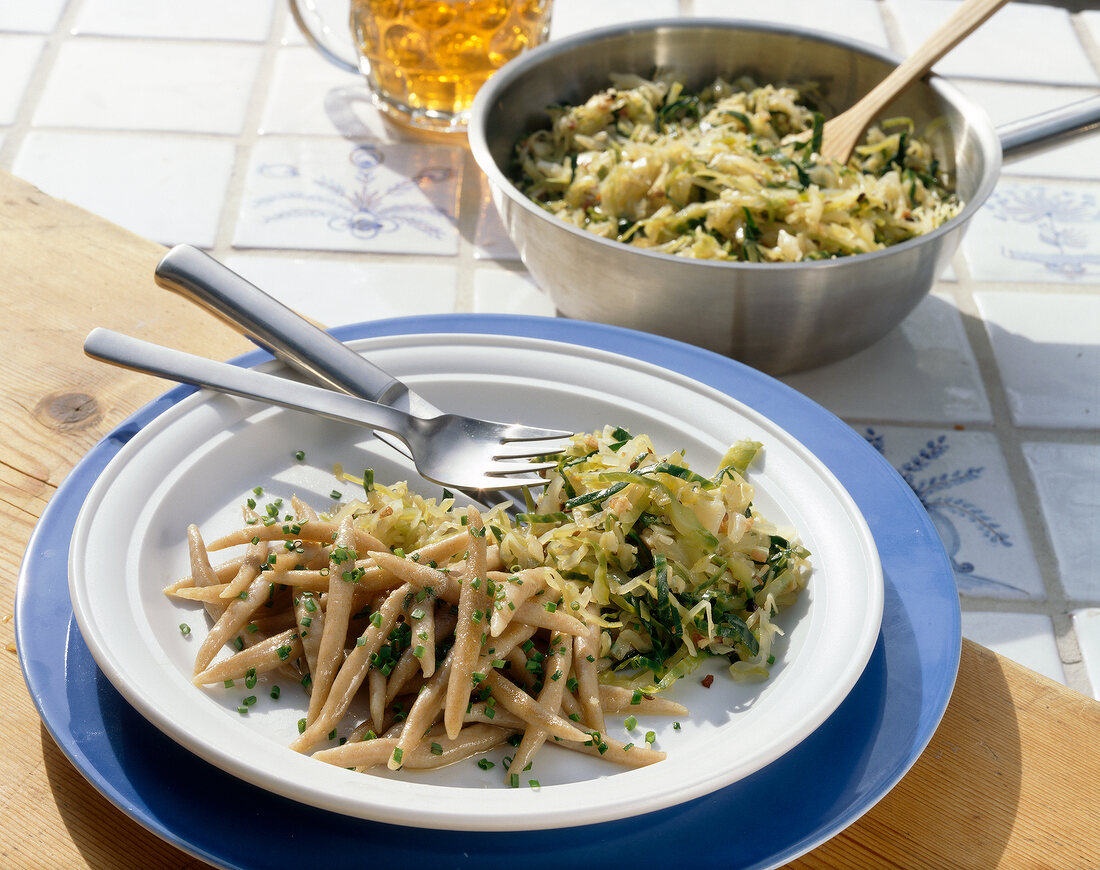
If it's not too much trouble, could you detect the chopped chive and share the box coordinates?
[245,667,257,689]
[392,747,404,765]
[179,623,191,636]
[223,679,234,688]
[297,718,307,733]
[270,685,281,700]
[294,450,305,461]
[477,758,494,770]
[509,773,519,788]
[330,490,342,500]
[430,742,443,756]
[624,715,637,730]
[645,731,656,745]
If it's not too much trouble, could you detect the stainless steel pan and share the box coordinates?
[469,20,1100,374]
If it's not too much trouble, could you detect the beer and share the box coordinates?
[351,0,553,127]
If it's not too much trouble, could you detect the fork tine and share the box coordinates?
[471,473,553,490]
[493,439,569,460]
[482,459,559,476]
[499,424,575,442]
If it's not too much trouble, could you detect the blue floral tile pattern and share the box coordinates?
[962,179,1100,284]
[234,138,463,255]
[864,425,1044,600]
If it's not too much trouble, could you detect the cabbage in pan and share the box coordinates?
[514,74,961,262]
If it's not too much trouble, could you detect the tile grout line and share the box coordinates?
[0,0,85,171]
[208,3,288,264]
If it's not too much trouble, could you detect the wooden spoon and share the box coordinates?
[818,0,1009,163]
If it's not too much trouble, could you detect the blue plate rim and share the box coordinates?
[16,313,960,870]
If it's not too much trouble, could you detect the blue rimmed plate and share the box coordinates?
[18,314,958,868]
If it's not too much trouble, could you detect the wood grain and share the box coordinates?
[0,169,1097,869]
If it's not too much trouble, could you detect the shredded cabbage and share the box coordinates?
[336,425,811,691]
[513,74,962,262]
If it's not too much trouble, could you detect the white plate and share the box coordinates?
[69,333,882,831]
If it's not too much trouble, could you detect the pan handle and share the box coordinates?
[997,94,1100,161]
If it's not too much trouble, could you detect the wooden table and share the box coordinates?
[1,170,1096,869]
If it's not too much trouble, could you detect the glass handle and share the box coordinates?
[288,0,360,75]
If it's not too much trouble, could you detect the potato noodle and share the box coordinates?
[169,427,811,782]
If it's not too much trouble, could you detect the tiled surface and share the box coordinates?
[0,35,44,125]
[33,39,264,134]
[233,139,463,254]
[12,130,236,247]
[72,0,276,40]
[1,0,1098,700]
[889,0,1099,85]
[223,255,459,325]
[975,292,1100,427]
[1021,441,1100,602]
[782,293,992,424]
[863,425,1045,600]
[691,0,891,48]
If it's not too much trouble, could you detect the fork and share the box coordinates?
[151,245,557,509]
[83,327,571,492]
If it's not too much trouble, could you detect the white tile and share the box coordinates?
[73,0,276,41]
[0,35,43,125]
[12,130,235,247]
[963,179,1100,284]
[781,292,992,424]
[222,255,458,325]
[1022,442,1100,603]
[474,175,519,260]
[233,138,463,255]
[472,267,556,316]
[549,0,679,39]
[691,0,890,49]
[975,292,1100,429]
[889,0,1098,86]
[1073,608,1100,700]
[33,38,263,134]
[953,80,1100,181]
[0,0,66,33]
[961,611,1066,685]
[259,46,389,139]
[862,425,1044,599]
[281,10,309,46]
